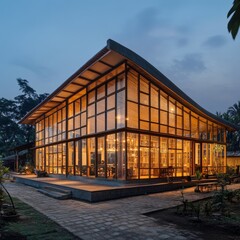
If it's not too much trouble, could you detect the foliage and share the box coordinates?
[217,101,240,151]
[227,0,240,40]
[0,79,48,157]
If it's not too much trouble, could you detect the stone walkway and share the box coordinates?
[4,181,240,240]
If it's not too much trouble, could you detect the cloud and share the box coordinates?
[203,35,227,48]
[172,53,206,74]
[11,57,54,80]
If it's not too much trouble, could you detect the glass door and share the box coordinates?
[97,137,105,177]
[194,142,201,174]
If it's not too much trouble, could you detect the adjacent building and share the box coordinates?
[20,39,236,181]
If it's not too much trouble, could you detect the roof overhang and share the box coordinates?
[20,39,237,131]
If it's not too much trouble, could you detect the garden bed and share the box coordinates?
[146,189,240,240]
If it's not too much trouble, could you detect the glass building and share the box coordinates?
[20,39,236,181]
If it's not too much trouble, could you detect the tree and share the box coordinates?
[0,79,48,157]
[227,0,240,39]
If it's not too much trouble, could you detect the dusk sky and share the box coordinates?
[0,0,239,114]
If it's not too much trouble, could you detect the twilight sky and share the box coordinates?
[0,0,239,114]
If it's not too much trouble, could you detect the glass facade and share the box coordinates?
[35,63,227,180]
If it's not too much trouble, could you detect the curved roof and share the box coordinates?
[20,39,236,130]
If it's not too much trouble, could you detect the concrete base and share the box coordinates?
[13,174,214,202]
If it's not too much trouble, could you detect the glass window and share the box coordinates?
[160,92,168,111]
[88,103,95,117]
[97,99,105,114]
[81,139,87,176]
[191,116,199,138]
[68,103,74,117]
[97,85,105,99]
[151,85,159,108]
[140,134,150,146]
[107,110,115,130]
[127,102,138,128]
[82,96,86,111]
[127,71,138,102]
[88,138,95,176]
[140,105,149,121]
[117,132,126,179]
[74,115,80,129]
[107,95,115,110]
[140,121,149,130]
[75,99,81,115]
[169,113,175,127]
[107,80,116,95]
[106,134,116,179]
[68,141,74,175]
[183,111,190,130]
[97,137,105,177]
[177,115,182,129]
[97,113,105,132]
[127,133,139,179]
[140,93,149,105]
[117,90,125,128]
[81,112,86,126]
[151,108,159,123]
[68,118,74,130]
[87,117,95,134]
[140,76,149,93]
[88,90,95,104]
[62,107,66,120]
[160,111,168,125]
[117,74,125,90]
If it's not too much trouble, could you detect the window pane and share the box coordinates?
[117,90,125,128]
[74,115,80,129]
[160,92,168,111]
[81,112,86,126]
[151,108,159,123]
[88,103,95,117]
[87,117,95,134]
[68,103,74,117]
[107,80,116,95]
[140,76,149,93]
[82,96,86,111]
[160,111,168,125]
[151,85,159,108]
[75,99,80,115]
[127,102,138,128]
[97,99,105,114]
[191,116,198,138]
[117,74,125,90]
[140,93,149,105]
[97,85,105,99]
[97,113,105,132]
[107,95,115,110]
[127,133,138,179]
[140,105,149,121]
[127,71,138,102]
[68,118,74,130]
[107,110,115,130]
[88,90,95,104]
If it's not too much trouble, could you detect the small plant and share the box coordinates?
[0,161,17,217]
[203,200,213,216]
[194,170,202,192]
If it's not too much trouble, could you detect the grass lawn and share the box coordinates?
[0,196,80,240]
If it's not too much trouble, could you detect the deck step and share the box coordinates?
[38,186,72,200]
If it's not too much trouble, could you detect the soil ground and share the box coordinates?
[146,199,240,240]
